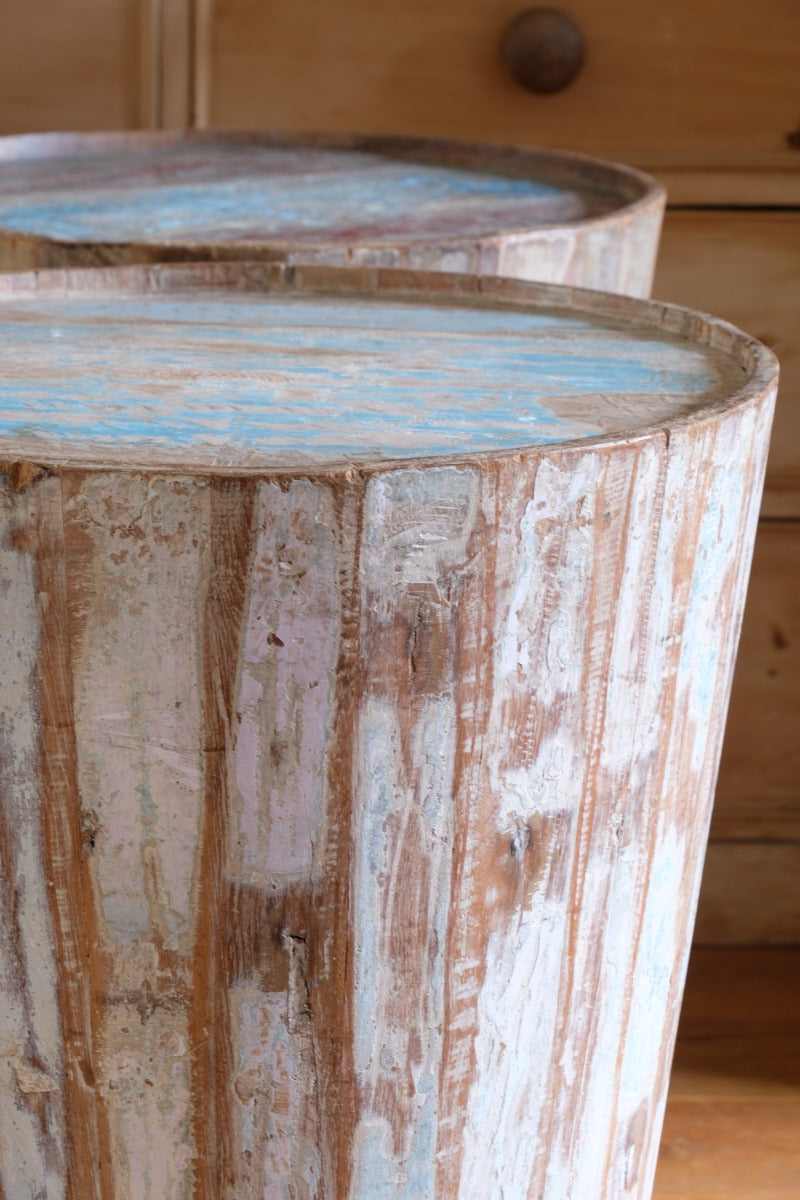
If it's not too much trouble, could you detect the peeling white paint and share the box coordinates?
[0,480,66,1199]
[232,479,339,882]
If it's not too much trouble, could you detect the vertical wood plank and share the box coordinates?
[224,478,342,1198]
[162,0,194,129]
[35,475,115,1200]
[0,476,70,1200]
[191,478,256,1200]
[139,0,194,129]
[193,0,215,128]
[62,473,212,1199]
[137,0,161,130]
[602,398,773,1198]
[307,474,364,1200]
[351,464,482,1195]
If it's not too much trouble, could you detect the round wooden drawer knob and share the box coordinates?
[501,7,585,94]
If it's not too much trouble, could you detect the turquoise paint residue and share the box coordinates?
[0,149,595,243]
[0,293,736,465]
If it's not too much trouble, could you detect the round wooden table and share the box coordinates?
[0,263,775,1200]
[0,131,664,296]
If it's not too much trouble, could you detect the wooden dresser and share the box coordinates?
[0,0,797,952]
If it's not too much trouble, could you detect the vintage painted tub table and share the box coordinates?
[0,131,664,296]
[0,263,776,1200]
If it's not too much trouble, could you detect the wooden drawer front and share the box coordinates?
[203,0,800,173]
[654,212,800,517]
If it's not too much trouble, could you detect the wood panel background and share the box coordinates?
[0,0,797,948]
[0,0,194,135]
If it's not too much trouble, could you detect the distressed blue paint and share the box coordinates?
[0,147,610,244]
[0,293,739,465]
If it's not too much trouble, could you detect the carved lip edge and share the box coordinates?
[0,129,666,247]
[0,260,777,478]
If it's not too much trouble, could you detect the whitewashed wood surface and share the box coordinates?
[0,132,664,297]
[0,265,776,1200]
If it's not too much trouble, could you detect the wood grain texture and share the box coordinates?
[0,265,776,1198]
[0,0,143,135]
[656,1098,800,1200]
[0,264,751,474]
[0,132,664,298]
[653,948,800,1199]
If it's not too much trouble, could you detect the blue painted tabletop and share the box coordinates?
[0,273,746,471]
[0,138,628,246]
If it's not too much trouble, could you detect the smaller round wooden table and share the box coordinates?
[0,264,775,1200]
[0,131,664,296]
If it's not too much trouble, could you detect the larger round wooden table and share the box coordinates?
[0,263,775,1200]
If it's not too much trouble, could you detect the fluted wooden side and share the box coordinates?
[0,266,775,1199]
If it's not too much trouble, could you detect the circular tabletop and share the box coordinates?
[0,131,663,264]
[0,263,774,475]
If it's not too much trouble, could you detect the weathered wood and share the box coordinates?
[0,263,776,1199]
[0,132,664,297]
